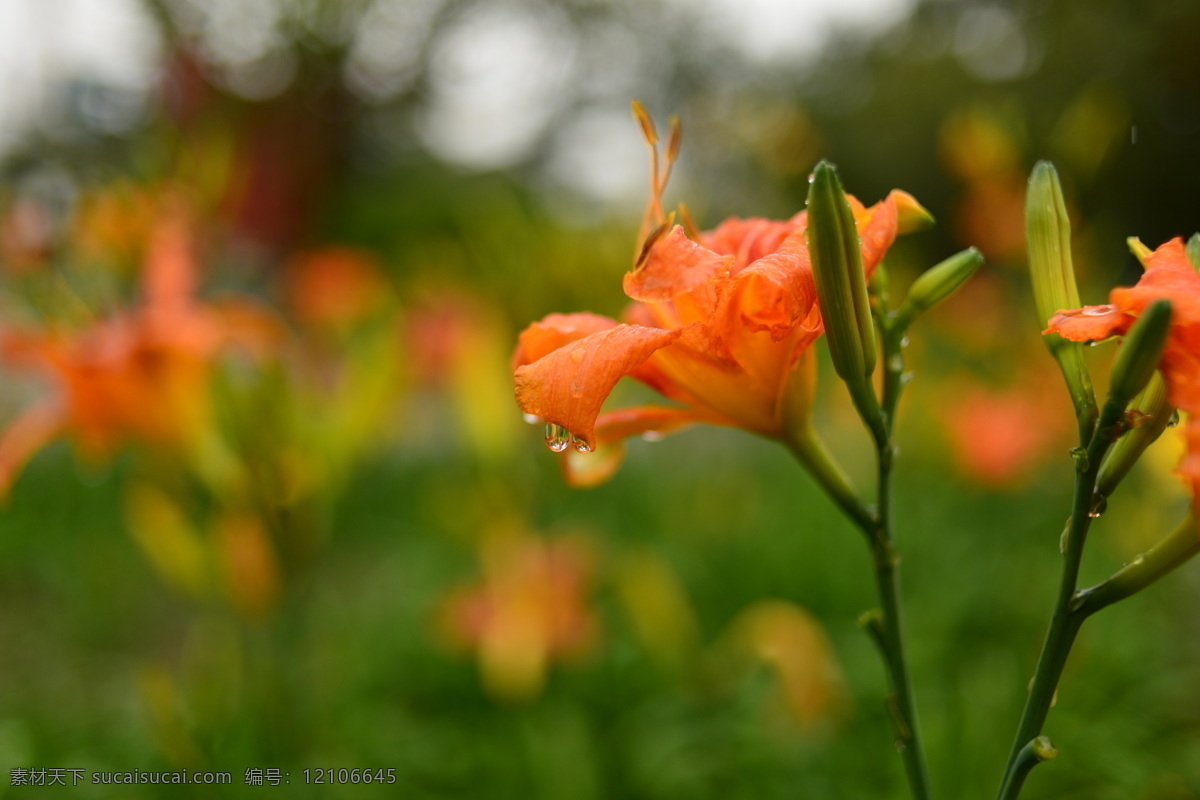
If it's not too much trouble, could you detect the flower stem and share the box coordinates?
[871,320,931,800]
[1073,513,1199,618]
[995,396,1125,799]
[789,317,930,800]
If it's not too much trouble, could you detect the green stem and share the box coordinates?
[999,737,1058,800]
[790,317,930,800]
[872,321,930,800]
[784,427,876,534]
[1073,513,1199,618]
[996,398,1125,798]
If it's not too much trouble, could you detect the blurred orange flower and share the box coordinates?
[285,246,391,329]
[441,534,597,701]
[941,379,1072,488]
[0,208,276,492]
[1046,237,1200,496]
[514,107,924,480]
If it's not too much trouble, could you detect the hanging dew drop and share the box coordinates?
[1168,410,1181,428]
[1088,495,1107,519]
[545,424,571,452]
[573,440,593,453]
[523,413,540,425]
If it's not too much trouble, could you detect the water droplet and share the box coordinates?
[573,440,593,453]
[1086,341,1098,347]
[1168,410,1181,428]
[642,430,665,442]
[1070,447,1089,471]
[900,336,910,348]
[545,424,571,452]
[1088,495,1107,519]
[807,172,816,184]
[888,355,904,372]
[523,413,540,425]
[894,740,908,753]
[1082,306,1115,317]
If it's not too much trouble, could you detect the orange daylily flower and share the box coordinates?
[1045,237,1200,497]
[441,533,597,701]
[513,107,925,480]
[0,207,277,492]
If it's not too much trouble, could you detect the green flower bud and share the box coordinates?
[895,247,984,329]
[1187,233,1200,271]
[1096,372,1173,498]
[1106,299,1172,414]
[1025,161,1097,431]
[806,161,876,384]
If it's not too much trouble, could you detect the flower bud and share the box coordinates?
[1096,372,1172,498]
[1026,161,1097,428]
[1188,233,1200,271]
[806,161,876,384]
[895,247,984,329]
[1106,299,1172,413]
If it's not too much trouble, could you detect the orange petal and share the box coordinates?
[594,404,718,441]
[628,226,729,304]
[854,193,900,279]
[1180,420,1200,507]
[514,324,684,449]
[718,229,817,341]
[698,217,797,274]
[1161,333,1200,415]
[561,404,726,488]
[512,313,621,371]
[624,226,733,304]
[561,440,627,488]
[1044,304,1129,341]
[1114,238,1200,325]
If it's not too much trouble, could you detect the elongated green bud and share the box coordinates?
[1026,161,1097,431]
[1028,162,1080,330]
[1096,371,1173,498]
[895,247,984,329]
[1107,299,1171,412]
[806,161,876,384]
[1187,233,1200,271]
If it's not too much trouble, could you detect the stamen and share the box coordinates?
[678,203,700,241]
[632,100,658,145]
[635,213,675,269]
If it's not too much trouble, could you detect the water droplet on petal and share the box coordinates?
[1082,306,1115,317]
[1168,410,1181,428]
[545,423,571,452]
[523,413,540,425]
[573,440,593,453]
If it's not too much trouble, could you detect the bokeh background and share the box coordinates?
[1,0,1199,798]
